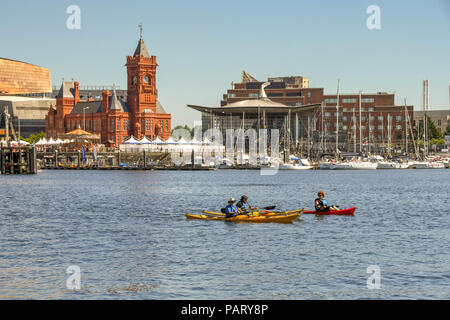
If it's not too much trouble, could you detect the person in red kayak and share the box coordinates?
[315,190,339,212]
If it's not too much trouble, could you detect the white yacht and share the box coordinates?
[216,157,234,169]
[443,159,450,168]
[329,162,351,170]
[333,161,377,170]
[414,161,445,169]
[318,160,337,170]
[279,161,313,170]
[377,161,403,169]
[275,157,313,170]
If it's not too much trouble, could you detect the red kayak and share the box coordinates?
[303,207,356,215]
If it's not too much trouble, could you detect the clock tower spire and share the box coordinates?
[126,24,157,115]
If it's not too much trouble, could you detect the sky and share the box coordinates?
[1,0,449,126]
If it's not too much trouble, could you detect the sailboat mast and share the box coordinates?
[335,79,340,159]
[359,91,362,153]
[426,80,429,158]
[368,110,371,154]
[404,98,408,155]
[353,107,356,152]
[382,114,385,156]
[422,80,429,159]
[388,113,392,156]
[407,107,418,159]
[321,102,324,153]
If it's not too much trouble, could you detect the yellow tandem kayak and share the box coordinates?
[185,211,302,223]
[202,209,304,217]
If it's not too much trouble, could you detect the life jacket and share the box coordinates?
[225,204,238,217]
[237,201,250,211]
[315,198,329,212]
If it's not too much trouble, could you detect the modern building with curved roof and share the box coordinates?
[188,81,321,153]
[0,58,52,96]
[0,58,54,137]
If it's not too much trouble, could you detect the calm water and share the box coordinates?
[0,169,449,299]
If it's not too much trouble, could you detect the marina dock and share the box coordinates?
[0,145,38,174]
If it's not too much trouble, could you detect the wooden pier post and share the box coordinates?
[0,146,37,174]
[18,146,23,174]
[29,146,37,174]
[9,147,13,174]
[0,148,4,174]
[54,150,58,168]
[143,150,146,168]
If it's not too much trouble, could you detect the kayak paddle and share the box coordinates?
[220,205,276,213]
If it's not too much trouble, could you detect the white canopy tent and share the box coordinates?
[190,137,202,144]
[202,137,211,145]
[152,137,164,144]
[165,137,177,144]
[35,138,45,145]
[119,135,225,155]
[176,137,190,144]
[122,136,140,144]
[139,136,152,144]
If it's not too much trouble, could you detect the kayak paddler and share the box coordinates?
[237,195,259,213]
[315,190,339,212]
[224,198,242,218]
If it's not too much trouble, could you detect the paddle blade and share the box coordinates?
[263,205,276,210]
[220,208,226,213]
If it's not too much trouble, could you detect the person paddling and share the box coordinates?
[237,195,259,213]
[315,190,339,212]
[224,198,242,218]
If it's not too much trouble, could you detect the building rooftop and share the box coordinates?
[0,57,47,69]
[133,38,150,58]
[56,82,75,99]
[0,95,55,102]
[225,98,287,108]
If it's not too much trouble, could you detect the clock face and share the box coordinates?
[144,76,150,84]
[132,76,137,85]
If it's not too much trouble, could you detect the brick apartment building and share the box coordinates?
[45,29,171,147]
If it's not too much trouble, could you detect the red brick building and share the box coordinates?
[45,31,171,147]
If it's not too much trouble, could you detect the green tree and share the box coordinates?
[430,138,445,145]
[21,131,46,144]
[417,114,443,140]
[171,125,193,139]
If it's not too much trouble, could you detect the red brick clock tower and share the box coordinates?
[46,24,171,146]
[126,23,160,139]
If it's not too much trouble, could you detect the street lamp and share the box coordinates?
[83,107,89,130]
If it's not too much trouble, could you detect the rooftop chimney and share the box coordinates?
[102,90,110,113]
[74,81,80,103]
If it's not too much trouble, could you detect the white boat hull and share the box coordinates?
[377,162,402,169]
[414,162,445,169]
[278,164,313,170]
[319,162,335,170]
[330,162,377,170]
